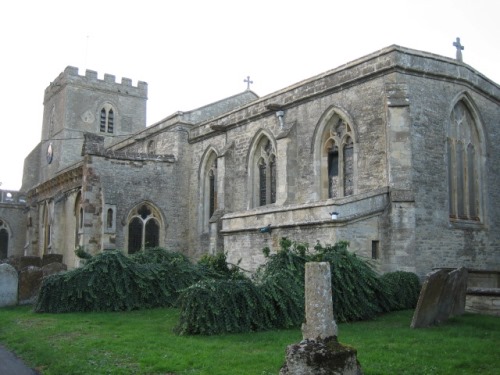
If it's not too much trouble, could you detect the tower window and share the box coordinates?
[99,105,115,134]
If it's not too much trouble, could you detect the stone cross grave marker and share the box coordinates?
[302,261,338,340]
[280,262,363,375]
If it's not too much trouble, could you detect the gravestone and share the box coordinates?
[0,263,18,307]
[20,256,42,269]
[42,254,63,266]
[280,262,363,375]
[42,262,67,277]
[18,266,43,305]
[1,256,21,272]
[411,267,468,328]
[438,267,468,319]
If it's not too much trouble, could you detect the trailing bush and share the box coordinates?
[257,269,305,329]
[309,241,396,322]
[197,252,246,280]
[175,278,272,335]
[379,271,421,310]
[175,238,307,335]
[133,247,203,293]
[35,250,195,313]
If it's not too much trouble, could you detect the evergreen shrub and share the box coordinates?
[175,278,272,335]
[379,270,421,310]
[175,238,307,335]
[310,241,396,322]
[35,249,198,313]
[197,252,246,280]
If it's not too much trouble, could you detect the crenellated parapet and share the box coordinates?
[44,66,148,104]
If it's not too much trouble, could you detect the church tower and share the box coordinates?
[22,66,148,190]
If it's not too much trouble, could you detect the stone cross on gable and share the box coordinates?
[244,76,253,90]
[453,37,464,62]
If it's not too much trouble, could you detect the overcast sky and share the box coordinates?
[1,0,498,190]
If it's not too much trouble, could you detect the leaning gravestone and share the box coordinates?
[18,266,43,305]
[437,267,468,321]
[280,262,363,375]
[411,267,468,328]
[0,263,18,307]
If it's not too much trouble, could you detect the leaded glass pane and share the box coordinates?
[259,160,267,206]
[145,219,159,248]
[128,217,142,254]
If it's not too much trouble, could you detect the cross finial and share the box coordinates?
[244,76,253,90]
[453,37,464,62]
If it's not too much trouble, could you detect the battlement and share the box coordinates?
[44,66,148,102]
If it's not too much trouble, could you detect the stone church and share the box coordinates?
[1,44,499,277]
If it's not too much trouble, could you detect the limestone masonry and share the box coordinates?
[1,45,499,277]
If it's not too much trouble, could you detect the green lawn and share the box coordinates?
[0,306,499,374]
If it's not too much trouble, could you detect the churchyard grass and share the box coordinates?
[0,307,499,374]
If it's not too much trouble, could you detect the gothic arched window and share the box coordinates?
[99,104,115,134]
[127,203,162,254]
[317,113,356,199]
[250,136,276,207]
[447,100,483,221]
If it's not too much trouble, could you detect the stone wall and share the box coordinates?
[0,191,27,259]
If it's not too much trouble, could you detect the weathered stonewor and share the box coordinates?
[411,267,468,328]
[280,262,363,375]
[0,263,18,307]
[18,266,43,305]
[42,262,67,277]
[42,254,63,266]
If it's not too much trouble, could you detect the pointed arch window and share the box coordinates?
[99,104,115,134]
[252,138,276,207]
[127,203,161,254]
[447,101,482,221]
[319,115,356,199]
[200,151,218,231]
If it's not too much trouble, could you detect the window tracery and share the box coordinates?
[253,137,276,207]
[127,203,161,254]
[447,100,482,221]
[320,115,355,199]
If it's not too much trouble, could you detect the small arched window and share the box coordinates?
[107,208,113,229]
[99,104,115,134]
